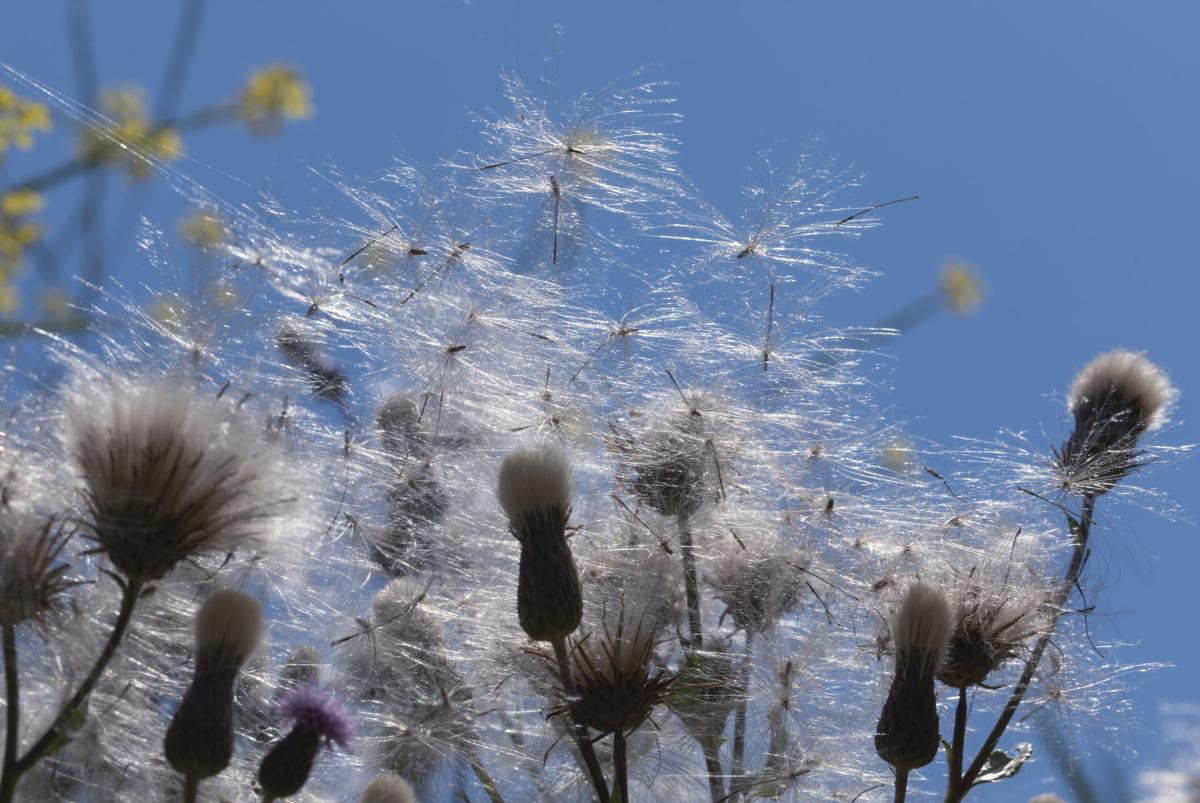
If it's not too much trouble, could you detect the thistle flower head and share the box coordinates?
[67,380,276,585]
[710,539,806,634]
[1059,350,1175,496]
[553,614,674,737]
[0,510,72,629]
[875,582,951,772]
[497,445,573,542]
[361,773,419,803]
[258,687,353,801]
[194,588,263,672]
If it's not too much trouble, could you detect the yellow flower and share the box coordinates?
[940,261,983,315]
[1,190,43,280]
[0,87,51,160]
[179,210,227,250]
[77,87,183,180]
[237,65,312,134]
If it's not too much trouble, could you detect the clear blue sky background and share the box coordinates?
[3,3,1198,800]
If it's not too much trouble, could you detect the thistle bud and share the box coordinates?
[497,447,582,642]
[1059,350,1174,496]
[875,583,951,772]
[258,686,353,802]
[165,589,263,786]
[361,773,419,803]
[669,636,739,745]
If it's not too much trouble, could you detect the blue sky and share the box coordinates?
[3,2,1198,800]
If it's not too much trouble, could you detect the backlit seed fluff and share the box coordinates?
[68,381,276,584]
[0,510,72,629]
[165,590,263,784]
[497,447,583,642]
[360,773,419,803]
[875,583,952,772]
[1060,350,1175,495]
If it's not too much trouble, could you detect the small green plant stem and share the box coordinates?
[614,729,629,803]
[730,630,754,802]
[1,579,142,803]
[1,626,19,803]
[894,768,909,803]
[183,775,200,803]
[550,636,611,803]
[947,494,1095,802]
[945,685,969,799]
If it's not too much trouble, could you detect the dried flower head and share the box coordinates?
[1058,350,1175,496]
[258,686,353,802]
[875,582,951,772]
[552,614,673,737]
[361,773,419,803]
[68,381,276,585]
[710,540,806,634]
[497,446,582,641]
[165,589,264,786]
[0,510,72,628]
[938,566,1041,689]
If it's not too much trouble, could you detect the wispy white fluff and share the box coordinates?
[195,588,263,671]
[893,582,952,675]
[496,445,573,524]
[1068,349,1175,431]
[360,773,419,803]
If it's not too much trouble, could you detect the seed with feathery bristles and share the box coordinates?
[497,447,582,641]
[68,381,277,584]
[623,429,707,518]
[1058,350,1175,496]
[938,568,1040,689]
[0,510,73,629]
[165,589,263,784]
[710,541,806,635]
[875,582,951,772]
[258,686,353,802]
[361,773,419,803]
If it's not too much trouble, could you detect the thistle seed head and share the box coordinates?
[875,582,951,772]
[258,686,353,801]
[195,588,263,672]
[710,541,806,634]
[0,510,72,629]
[498,447,582,641]
[553,614,673,737]
[68,381,277,584]
[624,429,707,519]
[938,569,1039,689]
[1059,350,1175,496]
[361,773,419,803]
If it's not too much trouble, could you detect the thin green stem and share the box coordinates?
[950,495,1096,801]
[551,636,610,803]
[614,729,629,803]
[5,579,141,799]
[946,685,968,798]
[1,626,19,802]
[183,774,199,803]
[677,513,704,650]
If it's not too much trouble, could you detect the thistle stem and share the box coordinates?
[677,512,703,651]
[1,626,19,803]
[183,775,199,803]
[614,729,629,803]
[550,636,610,803]
[4,579,142,800]
[946,685,968,797]
[894,768,909,803]
[950,495,1095,801]
[730,631,754,801]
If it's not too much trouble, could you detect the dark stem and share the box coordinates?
[894,768,909,803]
[0,626,19,802]
[730,631,754,801]
[7,580,142,792]
[950,495,1096,800]
[183,774,199,803]
[550,637,610,803]
[702,745,726,803]
[946,685,969,797]
[614,729,629,803]
[677,513,703,650]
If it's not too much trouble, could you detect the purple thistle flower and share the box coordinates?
[279,686,354,748]
[258,687,353,801]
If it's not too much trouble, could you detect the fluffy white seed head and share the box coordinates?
[892,582,952,676]
[194,588,263,671]
[1068,349,1175,432]
[361,773,419,803]
[67,380,278,583]
[0,509,72,628]
[496,446,573,539]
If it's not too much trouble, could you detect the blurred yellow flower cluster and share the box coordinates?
[78,87,182,180]
[940,261,983,315]
[0,86,51,161]
[238,65,312,134]
[0,190,44,312]
[179,210,227,251]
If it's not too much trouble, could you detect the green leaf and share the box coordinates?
[974,742,1033,785]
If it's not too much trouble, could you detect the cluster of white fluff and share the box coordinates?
[0,64,1180,803]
